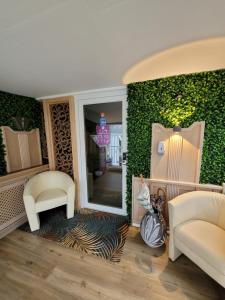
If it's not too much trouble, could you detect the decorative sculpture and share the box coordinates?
[137,175,166,248]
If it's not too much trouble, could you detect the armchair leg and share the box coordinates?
[28,212,40,232]
[169,242,182,261]
[67,202,74,219]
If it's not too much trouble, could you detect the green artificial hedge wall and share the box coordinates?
[127,69,225,217]
[0,90,43,176]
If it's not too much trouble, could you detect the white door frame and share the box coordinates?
[75,86,127,216]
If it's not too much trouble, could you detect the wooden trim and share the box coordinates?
[1,125,10,173]
[195,121,205,182]
[42,96,80,209]
[0,212,27,231]
[1,127,40,135]
[0,214,27,239]
[75,86,128,215]
[132,175,135,223]
[35,128,43,166]
[69,96,80,208]
[36,86,126,100]
[43,101,55,170]
[0,179,26,192]
[42,96,73,171]
[0,164,49,187]
[42,96,70,105]
[146,178,223,191]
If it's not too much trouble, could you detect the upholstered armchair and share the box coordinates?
[169,191,225,288]
[23,171,75,231]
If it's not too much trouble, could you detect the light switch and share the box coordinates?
[158,141,165,155]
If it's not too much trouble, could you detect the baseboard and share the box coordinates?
[132,223,140,227]
[0,214,27,239]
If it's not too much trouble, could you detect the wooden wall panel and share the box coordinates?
[1,127,42,173]
[43,101,56,170]
[42,96,80,208]
[18,133,31,169]
[28,129,42,166]
[132,176,224,226]
[50,102,73,176]
[150,122,205,183]
[3,127,21,172]
[69,97,80,207]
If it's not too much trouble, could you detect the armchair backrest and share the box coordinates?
[24,171,74,199]
[169,191,225,230]
[194,192,225,230]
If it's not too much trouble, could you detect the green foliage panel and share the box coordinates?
[127,69,225,217]
[0,90,43,175]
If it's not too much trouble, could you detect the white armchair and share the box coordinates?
[169,191,225,288]
[23,171,75,231]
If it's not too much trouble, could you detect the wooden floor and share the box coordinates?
[0,227,224,300]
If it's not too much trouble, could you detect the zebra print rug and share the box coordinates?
[20,207,129,262]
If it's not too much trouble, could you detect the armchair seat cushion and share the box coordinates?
[175,220,225,276]
[36,188,67,213]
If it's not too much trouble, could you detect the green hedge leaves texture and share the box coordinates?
[0,90,42,175]
[127,69,225,217]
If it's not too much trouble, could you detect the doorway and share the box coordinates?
[75,87,127,216]
[84,103,122,208]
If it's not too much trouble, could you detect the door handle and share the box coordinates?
[122,152,128,165]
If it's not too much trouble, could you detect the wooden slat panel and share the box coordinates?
[180,122,205,182]
[28,129,42,166]
[0,165,49,187]
[1,127,42,173]
[2,127,21,172]
[150,122,205,183]
[18,133,31,169]
[132,176,223,226]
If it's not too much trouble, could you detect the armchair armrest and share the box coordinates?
[23,190,37,222]
[67,182,75,201]
[23,181,36,204]
[169,191,212,261]
[63,175,75,219]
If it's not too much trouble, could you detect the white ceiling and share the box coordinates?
[0,0,225,98]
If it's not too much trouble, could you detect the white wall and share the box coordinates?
[123,37,225,84]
